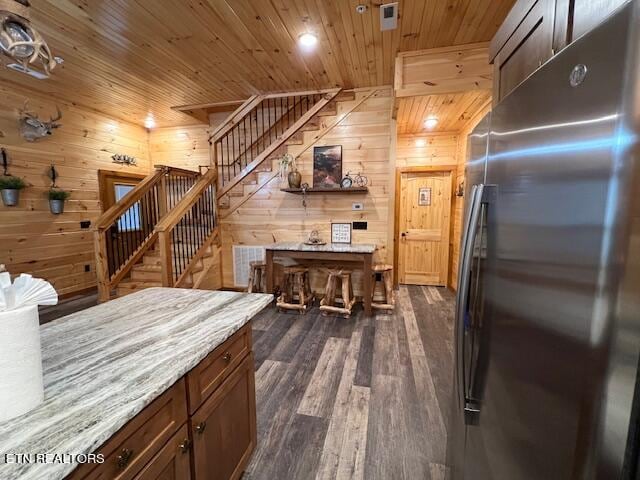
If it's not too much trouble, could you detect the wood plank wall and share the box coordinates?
[220,88,393,294]
[0,84,150,296]
[147,124,211,171]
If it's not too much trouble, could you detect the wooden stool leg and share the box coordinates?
[384,270,394,305]
[255,267,263,294]
[247,267,255,293]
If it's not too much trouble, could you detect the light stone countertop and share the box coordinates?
[266,242,376,254]
[0,288,272,480]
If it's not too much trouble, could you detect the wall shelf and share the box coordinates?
[281,187,368,194]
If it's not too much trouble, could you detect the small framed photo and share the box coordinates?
[418,187,432,206]
[331,223,352,244]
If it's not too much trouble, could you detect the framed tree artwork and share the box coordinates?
[313,145,342,188]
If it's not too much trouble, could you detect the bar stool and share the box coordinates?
[371,264,395,311]
[276,266,314,313]
[320,268,356,318]
[247,260,267,293]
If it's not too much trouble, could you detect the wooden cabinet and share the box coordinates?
[490,0,629,104]
[67,325,256,480]
[490,0,556,104]
[571,0,628,40]
[191,352,257,480]
[68,380,188,480]
[134,425,192,480]
[186,324,252,414]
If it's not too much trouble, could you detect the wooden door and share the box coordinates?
[398,171,452,286]
[133,425,191,480]
[191,352,257,480]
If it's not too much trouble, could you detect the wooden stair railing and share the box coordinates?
[154,168,219,287]
[212,88,341,199]
[94,165,200,301]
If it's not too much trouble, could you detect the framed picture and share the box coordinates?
[331,223,352,244]
[313,145,342,188]
[418,187,432,206]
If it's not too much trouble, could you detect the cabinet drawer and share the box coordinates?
[68,379,188,480]
[191,352,257,480]
[186,323,252,414]
[133,424,192,480]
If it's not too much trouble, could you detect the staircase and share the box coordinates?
[94,165,219,301]
[211,89,359,215]
[94,89,356,301]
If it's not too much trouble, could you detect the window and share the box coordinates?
[114,184,141,231]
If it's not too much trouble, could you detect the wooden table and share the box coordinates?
[265,242,376,316]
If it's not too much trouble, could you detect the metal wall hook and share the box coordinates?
[49,164,58,187]
[1,148,8,176]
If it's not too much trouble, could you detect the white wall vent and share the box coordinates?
[380,2,399,31]
[233,245,266,287]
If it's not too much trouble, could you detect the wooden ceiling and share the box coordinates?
[0,0,515,127]
[396,90,492,134]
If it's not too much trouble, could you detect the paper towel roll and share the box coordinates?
[0,305,44,423]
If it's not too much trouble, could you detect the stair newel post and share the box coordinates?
[158,228,174,287]
[158,168,168,217]
[94,228,111,302]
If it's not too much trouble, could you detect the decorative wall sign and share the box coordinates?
[111,153,137,166]
[313,145,342,188]
[331,222,352,244]
[419,187,431,206]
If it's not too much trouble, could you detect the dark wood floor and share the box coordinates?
[41,285,455,479]
[246,285,454,480]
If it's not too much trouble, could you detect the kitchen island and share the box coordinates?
[0,288,272,480]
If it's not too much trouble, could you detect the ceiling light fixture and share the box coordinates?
[415,138,427,147]
[298,32,318,49]
[0,0,57,77]
[424,116,439,130]
[144,114,156,129]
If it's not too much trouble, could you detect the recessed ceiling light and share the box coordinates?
[144,114,156,129]
[424,117,439,129]
[415,138,427,147]
[298,32,318,48]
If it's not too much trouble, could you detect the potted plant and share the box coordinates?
[278,153,301,188]
[48,188,71,214]
[0,176,26,206]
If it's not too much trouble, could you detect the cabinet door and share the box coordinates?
[571,0,628,40]
[191,352,257,480]
[134,425,192,480]
[491,0,556,103]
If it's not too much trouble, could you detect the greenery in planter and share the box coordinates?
[48,188,71,201]
[0,176,26,190]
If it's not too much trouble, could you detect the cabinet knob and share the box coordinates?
[116,448,134,469]
[178,438,192,453]
[195,421,207,434]
[222,352,232,362]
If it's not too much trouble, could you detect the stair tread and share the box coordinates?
[118,280,163,288]
[132,264,162,272]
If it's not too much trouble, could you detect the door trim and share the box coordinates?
[98,169,146,213]
[393,165,458,288]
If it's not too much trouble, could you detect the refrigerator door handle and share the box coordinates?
[455,184,484,414]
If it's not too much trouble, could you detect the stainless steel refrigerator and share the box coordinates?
[449,1,640,478]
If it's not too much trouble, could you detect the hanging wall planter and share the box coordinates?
[48,188,70,215]
[0,176,26,206]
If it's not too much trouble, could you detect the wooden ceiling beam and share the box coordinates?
[394,42,493,98]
